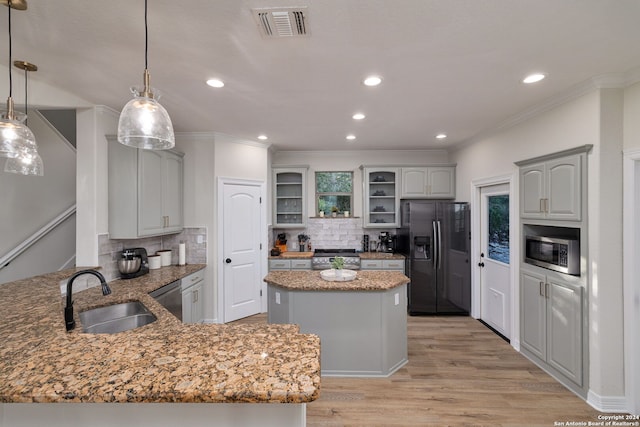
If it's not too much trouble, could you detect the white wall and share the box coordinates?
[273,150,449,219]
[1,112,77,252]
[450,89,625,406]
[75,106,119,267]
[176,133,269,322]
[624,81,640,150]
[0,111,77,283]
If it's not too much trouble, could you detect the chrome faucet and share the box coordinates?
[65,269,111,331]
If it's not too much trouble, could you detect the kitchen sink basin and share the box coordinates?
[79,301,157,334]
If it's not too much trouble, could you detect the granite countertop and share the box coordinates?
[264,270,409,292]
[0,266,320,404]
[358,252,405,260]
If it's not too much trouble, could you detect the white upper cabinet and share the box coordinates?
[138,150,184,236]
[363,167,400,228]
[401,166,455,199]
[519,153,582,221]
[273,167,307,228]
[108,137,184,238]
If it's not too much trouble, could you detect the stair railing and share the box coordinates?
[0,204,76,271]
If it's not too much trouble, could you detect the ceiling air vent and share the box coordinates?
[252,7,309,38]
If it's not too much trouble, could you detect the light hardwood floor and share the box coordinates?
[230,314,603,426]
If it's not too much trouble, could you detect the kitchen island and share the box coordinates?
[265,270,409,377]
[0,267,320,427]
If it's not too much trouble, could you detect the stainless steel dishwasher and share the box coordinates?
[149,280,182,321]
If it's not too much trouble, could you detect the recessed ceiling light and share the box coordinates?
[436,133,447,140]
[346,134,356,140]
[363,76,382,86]
[257,135,268,140]
[522,73,546,84]
[352,113,365,120]
[206,78,225,88]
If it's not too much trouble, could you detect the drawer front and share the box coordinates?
[183,270,204,288]
[382,260,404,270]
[269,259,291,270]
[361,260,383,269]
[290,259,312,270]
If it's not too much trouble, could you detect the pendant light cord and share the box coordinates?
[144,0,148,70]
[8,0,13,98]
[23,66,27,125]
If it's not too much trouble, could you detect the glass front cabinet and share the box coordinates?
[362,167,400,228]
[272,167,308,228]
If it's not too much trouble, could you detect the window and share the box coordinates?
[488,194,509,264]
[316,171,353,214]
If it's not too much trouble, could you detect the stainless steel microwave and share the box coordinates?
[524,235,580,276]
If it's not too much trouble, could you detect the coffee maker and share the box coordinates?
[118,248,149,279]
[379,232,396,253]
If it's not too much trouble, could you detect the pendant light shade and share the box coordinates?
[4,149,43,175]
[1,0,38,159]
[117,0,174,150]
[0,101,37,159]
[118,71,174,150]
[5,60,42,176]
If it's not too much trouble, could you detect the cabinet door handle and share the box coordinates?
[193,290,198,303]
[545,198,549,213]
[545,282,549,299]
[539,198,544,213]
[539,281,544,297]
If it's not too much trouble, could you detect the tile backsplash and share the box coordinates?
[273,218,395,252]
[98,227,207,282]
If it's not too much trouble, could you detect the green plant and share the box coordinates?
[331,206,339,213]
[331,256,345,270]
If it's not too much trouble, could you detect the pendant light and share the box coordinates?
[117,0,175,150]
[4,60,43,176]
[0,0,38,159]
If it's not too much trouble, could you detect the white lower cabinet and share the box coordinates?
[360,258,405,273]
[520,266,583,386]
[268,259,312,271]
[182,270,204,323]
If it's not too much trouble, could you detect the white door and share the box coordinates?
[479,184,511,338]
[222,182,262,322]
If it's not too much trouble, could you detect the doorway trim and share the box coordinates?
[471,173,518,350]
[216,177,267,324]
[623,148,640,414]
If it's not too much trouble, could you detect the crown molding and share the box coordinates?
[452,68,640,153]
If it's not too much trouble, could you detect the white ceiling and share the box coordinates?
[2,0,640,152]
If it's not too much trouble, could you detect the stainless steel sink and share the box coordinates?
[79,301,157,334]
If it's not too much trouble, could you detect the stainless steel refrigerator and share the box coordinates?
[397,200,471,315]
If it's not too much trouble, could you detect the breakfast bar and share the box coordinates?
[264,270,409,377]
[0,268,320,427]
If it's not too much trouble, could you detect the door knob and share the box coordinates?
[478,262,485,267]
[225,258,232,264]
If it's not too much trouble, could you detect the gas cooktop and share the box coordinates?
[313,249,358,256]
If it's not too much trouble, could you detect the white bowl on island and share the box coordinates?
[320,269,357,282]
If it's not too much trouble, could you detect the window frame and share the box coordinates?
[315,171,353,215]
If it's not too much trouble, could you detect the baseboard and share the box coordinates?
[587,390,628,413]
[59,255,76,271]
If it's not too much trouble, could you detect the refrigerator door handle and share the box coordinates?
[432,221,438,267]
[437,220,442,270]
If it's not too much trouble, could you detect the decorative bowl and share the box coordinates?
[320,269,357,282]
